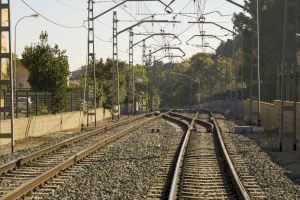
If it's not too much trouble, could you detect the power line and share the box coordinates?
[112,1,165,48]
[21,0,84,29]
[54,0,85,11]
[83,25,111,43]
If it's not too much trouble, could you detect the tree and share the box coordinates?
[22,31,70,113]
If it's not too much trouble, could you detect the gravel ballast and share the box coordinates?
[42,118,182,199]
[216,114,300,200]
[0,117,128,165]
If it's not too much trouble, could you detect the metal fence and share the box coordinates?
[202,82,300,104]
[1,89,83,119]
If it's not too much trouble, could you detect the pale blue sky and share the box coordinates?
[12,0,244,71]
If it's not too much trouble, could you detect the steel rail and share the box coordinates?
[210,112,251,200]
[2,114,161,200]
[168,112,213,132]
[167,111,251,200]
[0,114,149,175]
[162,114,190,129]
[168,112,198,200]
[169,112,193,123]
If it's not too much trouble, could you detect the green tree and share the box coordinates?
[80,58,129,114]
[22,31,70,113]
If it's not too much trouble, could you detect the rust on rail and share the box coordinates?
[2,114,161,200]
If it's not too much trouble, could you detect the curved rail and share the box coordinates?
[168,112,198,200]
[169,112,214,131]
[162,114,190,129]
[168,112,193,123]
[2,114,161,200]
[210,112,251,200]
[167,112,251,200]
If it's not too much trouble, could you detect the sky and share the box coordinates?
[12,0,244,71]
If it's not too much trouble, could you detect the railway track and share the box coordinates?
[0,113,160,200]
[175,116,240,199]
[148,111,264,200]
[146,114,192,199]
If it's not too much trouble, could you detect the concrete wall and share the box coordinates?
[0,108,111,146]
[199,99,300,142]
[243,99,300,140]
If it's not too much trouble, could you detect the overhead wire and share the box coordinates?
[53,0,85,11]
[112,0,167,51]
[21,0,85,29]
[141,2,175,57]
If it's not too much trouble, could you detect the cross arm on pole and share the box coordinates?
[224,0,248,11]
[93,0,173,20]
[186,34,225,46]
[200,44,216,51]
[146,46,185,57]
[148,55,184,65]
[156,55,184,62]
[188,21,236,35]
[188,42,216,51]
[133,33,182,47]
[117,20,180,35]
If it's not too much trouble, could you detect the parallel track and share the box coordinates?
[0,113,159,200]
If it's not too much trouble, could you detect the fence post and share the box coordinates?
[44,91,47,108]
[36,91,38,116]
[70,91,73,112]
[50,92,53,113]
[15,90,18,118]
[3,90,6,120]
[75,90,78,110]
[26,91,29,117]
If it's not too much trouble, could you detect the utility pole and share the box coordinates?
[279,0,299,151]
[114,20,179,115]
[197,79,200,104]
[142,40,146,111]
[257,0,261,126]
[148,50,153,112]
[142,40,146,78]
[86,0,97,127]
[0,0,14,153]
[128,29,135,114]
[112,11,120,119]
[240,16,245,120]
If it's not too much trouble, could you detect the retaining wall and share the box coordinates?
[0,108,111,146]
[243,100,300,138]
[198,99,300,142]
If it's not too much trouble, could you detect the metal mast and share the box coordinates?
[87,0,97,127]
[279,0,299,151]
[148,50,153,112]
[112,11,120,119]
[142,40,146,110]
[0,0,14,153]
[129,29,134,114]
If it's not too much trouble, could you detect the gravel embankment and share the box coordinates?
[0,117,126,165]
[216,115,300,200]
[46,118,181,199]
